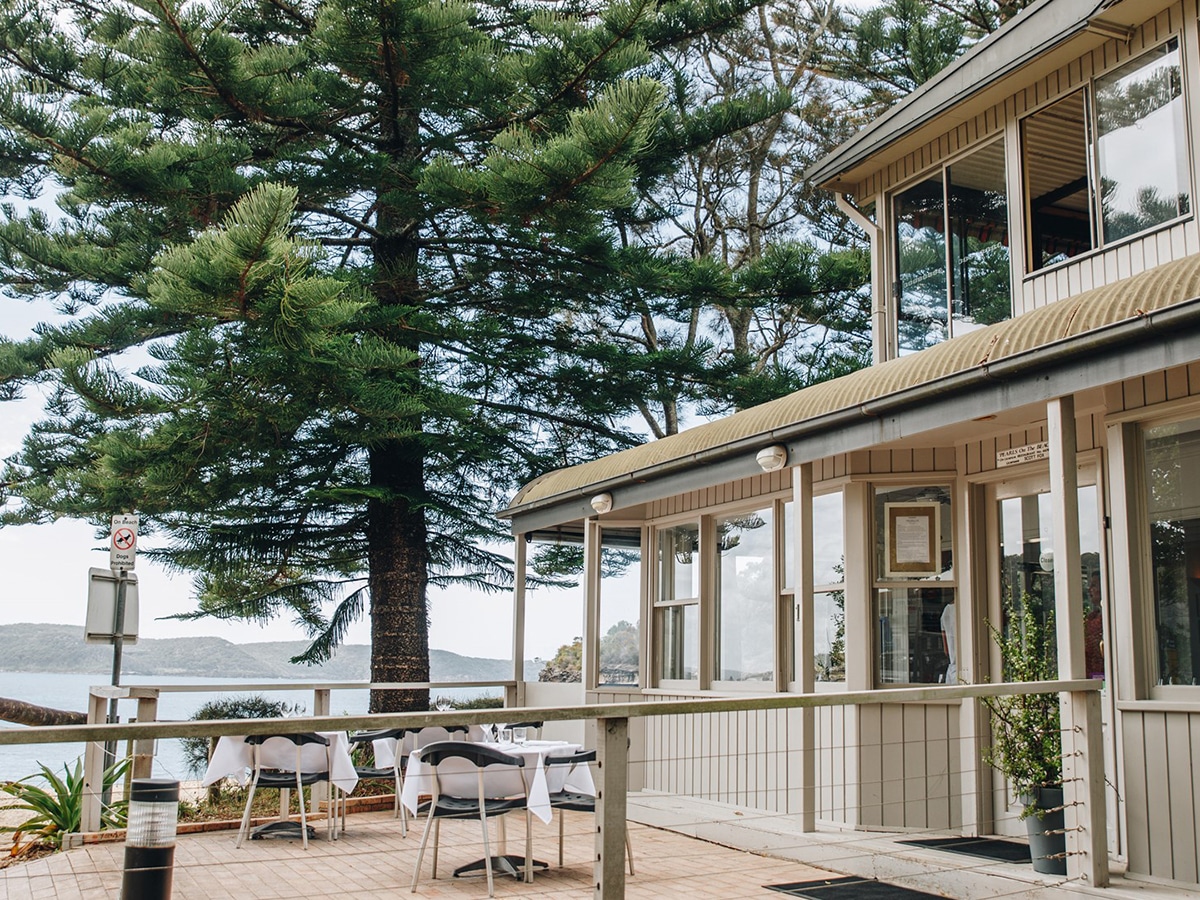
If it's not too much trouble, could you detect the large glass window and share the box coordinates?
[715,507,774,682]
[1024,39,1190,272]
[1143,418,1200,686]
[655,523,699,681]
[894,142,1010,354]
[1096,39,1189,242]
[598,527,641,687]
[874,485,955,685]
[813,491,846,683]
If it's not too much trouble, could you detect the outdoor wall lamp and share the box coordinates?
[590,493,613,515]
[755,444,788,472]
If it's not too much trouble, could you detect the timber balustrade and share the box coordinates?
[0,679,1105,899]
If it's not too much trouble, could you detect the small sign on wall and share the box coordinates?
[996,441,1049,468]
[884,502,939,578]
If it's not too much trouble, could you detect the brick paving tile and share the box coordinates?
[1,809,829,900]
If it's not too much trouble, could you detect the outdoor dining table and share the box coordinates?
[202,731,358,840]
[400,739,595,879]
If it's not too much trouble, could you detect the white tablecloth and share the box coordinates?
[202,732,359,794]
[400,740,593,824]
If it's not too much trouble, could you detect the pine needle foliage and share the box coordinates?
[0,0,774,710]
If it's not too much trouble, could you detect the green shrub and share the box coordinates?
[1,757,129,854]
[179,695,305,777]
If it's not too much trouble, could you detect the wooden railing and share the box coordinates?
[0,679,1105,899]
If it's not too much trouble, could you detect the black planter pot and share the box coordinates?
[1021,786,1067,876]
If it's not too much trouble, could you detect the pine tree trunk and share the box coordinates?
[366,443,431,713]
[0,697,86,727]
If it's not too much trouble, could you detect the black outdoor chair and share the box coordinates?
[235,732,335,850]
[409,741,532,898]
[346,727,408,835]
[546,749,634,874]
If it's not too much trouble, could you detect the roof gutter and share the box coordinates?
[500,295,1200,521]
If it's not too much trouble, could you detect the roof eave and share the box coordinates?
[806,0,1116,191]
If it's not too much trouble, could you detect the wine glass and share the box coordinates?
[435,696,453,712]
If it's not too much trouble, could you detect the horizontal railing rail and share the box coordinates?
[0,678,1098,746]
[0,678,1105,900]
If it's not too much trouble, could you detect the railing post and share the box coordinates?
[595,716,628,900]
[82,688,109,834]
[311,688,331,813]
[132,690,160,780]
[1063,688,1109,886]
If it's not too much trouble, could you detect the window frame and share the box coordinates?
[1135,408,1200,698]
[888,136,1013,356]
[870,480,958,688]
[1019,34,1193,277]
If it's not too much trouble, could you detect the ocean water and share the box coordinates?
[0,672,501,782]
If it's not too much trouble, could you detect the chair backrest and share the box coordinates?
[545,748,595,766]
[245,732,330,747]
[410,725,469,750]
[419,741,527,802]
[244,733,332,775]
[349,727,406,746]
[418,741,525,769]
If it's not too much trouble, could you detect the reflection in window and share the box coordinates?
[878,588,955,684]
[1096,39,1189,242]
[1023,39,1190,272]
[715,508,774,682]
[948,141,1010,334]
[894,142,1010,354]
[656,523,699,681]
[657,603,698,681]
[1144,418,1200,686]
[598,528,641,687]
[895,176,948,353]
[1023,91,1094,269]
[813,491,845,683]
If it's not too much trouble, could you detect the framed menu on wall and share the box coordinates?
[884,502,939,578]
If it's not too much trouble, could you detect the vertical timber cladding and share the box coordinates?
[1122,709,1200,884]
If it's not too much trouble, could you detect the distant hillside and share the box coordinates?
[0,623,542,682]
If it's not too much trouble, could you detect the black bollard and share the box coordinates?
[121,778,180,900]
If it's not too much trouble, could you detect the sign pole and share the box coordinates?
[102,514,139,808]
[101,569,127,808]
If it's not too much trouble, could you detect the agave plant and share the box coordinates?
[0,756,129,855]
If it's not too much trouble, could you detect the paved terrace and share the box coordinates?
[5,795,1198,900]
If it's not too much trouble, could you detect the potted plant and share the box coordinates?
[982,592,1067,876]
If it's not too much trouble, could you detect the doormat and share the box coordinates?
[899,836,1031,863]
[765,876,945,898]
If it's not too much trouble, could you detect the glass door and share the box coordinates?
[988,470,1117,851]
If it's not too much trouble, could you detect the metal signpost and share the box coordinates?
[103,514,138,804]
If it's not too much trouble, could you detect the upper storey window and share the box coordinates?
[894,140,1010,354]
[1024,38,1190,272]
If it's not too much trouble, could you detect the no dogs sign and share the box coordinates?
[110,513,139,571]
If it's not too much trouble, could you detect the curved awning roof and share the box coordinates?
[502,254,1200,528]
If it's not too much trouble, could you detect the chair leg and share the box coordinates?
[625,827,635,875]
[558,811,565,867]
[523,808,533,884]
[432,819,440,878]
[410,810,437,893]
[396,771,408,837]
[296,773,308,850]
[479,809,495,898]
[235,779,259,848]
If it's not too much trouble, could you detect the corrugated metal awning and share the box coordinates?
[502,254,1200,525]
